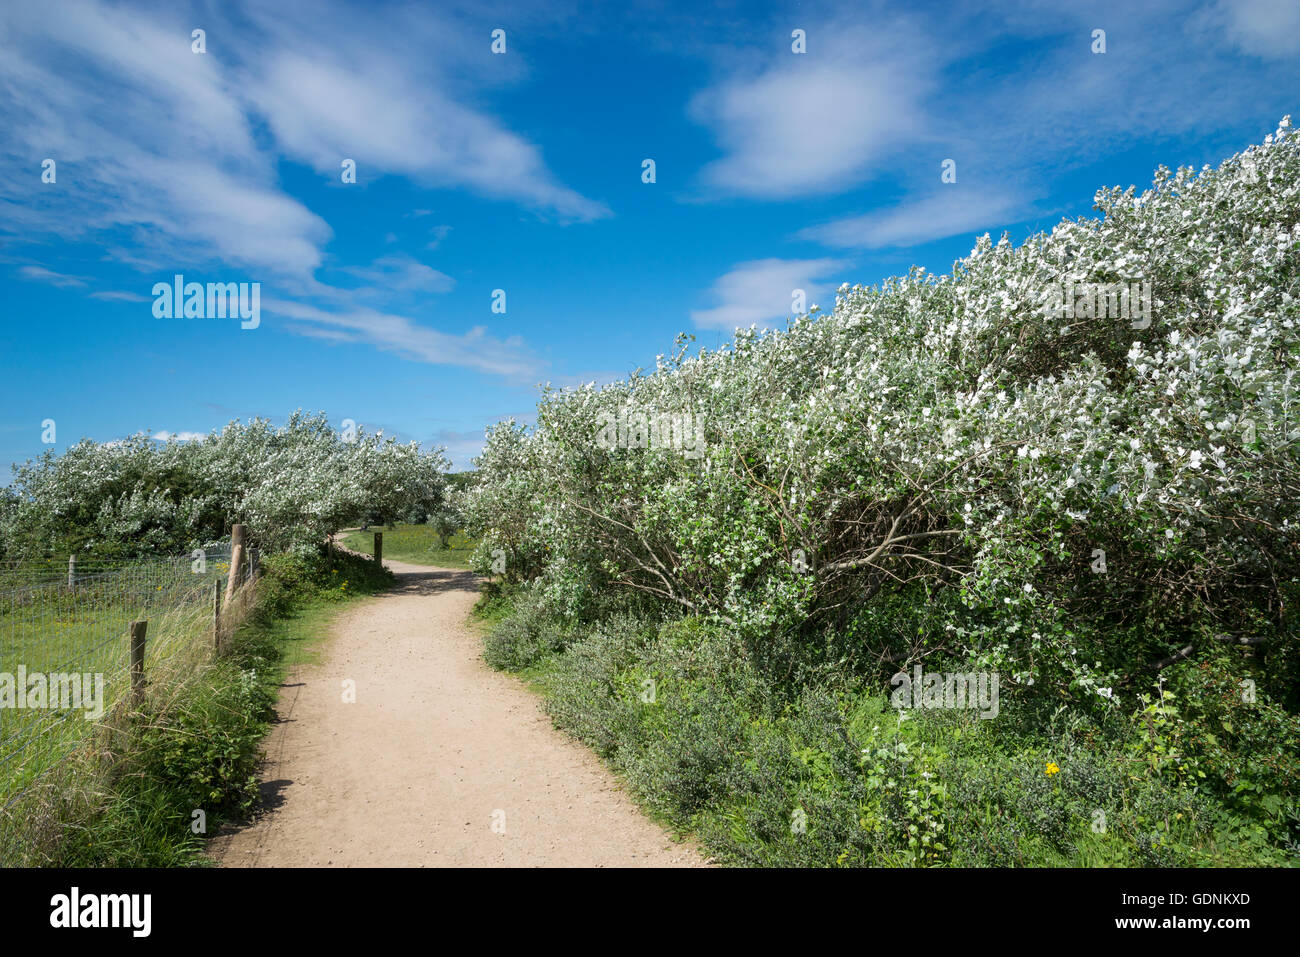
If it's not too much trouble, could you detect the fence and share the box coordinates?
[0,537,260,859]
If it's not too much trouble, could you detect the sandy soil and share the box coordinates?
[208,558,703,867]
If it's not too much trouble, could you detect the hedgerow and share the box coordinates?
[1,410,449,558]
[468,119,1300,865]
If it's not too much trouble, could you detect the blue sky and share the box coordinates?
[1,0,1297,478]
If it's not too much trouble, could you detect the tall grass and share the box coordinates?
[0,546,394,866]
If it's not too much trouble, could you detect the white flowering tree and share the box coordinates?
[465,119,1299,704]
[1,411,450,556]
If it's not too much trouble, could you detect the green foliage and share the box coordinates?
[36,545,393,866]
[466,122,1300,700]
[485,588,1300,866]
[468,124,1300,866]
[256,546,395,620]
[483,584,574,671]
[0,410,450,559]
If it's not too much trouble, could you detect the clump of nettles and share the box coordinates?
[469,120,1300,865]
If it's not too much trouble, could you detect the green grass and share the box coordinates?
[341,524,478,569]
[1,547,395,866]
[1,558,235,804]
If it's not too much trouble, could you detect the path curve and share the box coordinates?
[209,558,702,867]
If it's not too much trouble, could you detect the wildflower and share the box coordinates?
[1046,762,1060,776]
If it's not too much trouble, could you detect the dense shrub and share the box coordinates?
[482,583,575,671]
[468,118,1298,702]
[472,120,1300,865]
[1,411,449,558]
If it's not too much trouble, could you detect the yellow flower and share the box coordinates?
[1046,762,1060,776]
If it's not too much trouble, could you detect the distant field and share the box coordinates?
[341,525,478,570]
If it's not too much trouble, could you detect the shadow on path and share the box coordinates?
[386,565,482,598]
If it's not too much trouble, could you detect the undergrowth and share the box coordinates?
[9,546,393,866]
[478,583,1300,868]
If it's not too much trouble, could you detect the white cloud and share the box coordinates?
[245,49,609,223]
[341,255,455,294]
[0,0,605,288]
[154,430,207,442]
[798,190,1026,249]
[89,290,151,302]
[426,225,453,250]
[17,266,86,288]
[691,258,847,330]
[265,298,543,381]
[0,1,329,278]
[689,25,935,199]
[1208,0,1300,59]
[429,427,489,471]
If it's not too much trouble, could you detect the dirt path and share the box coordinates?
[208,558,702,867]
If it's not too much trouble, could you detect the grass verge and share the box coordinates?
[1,546,393,866]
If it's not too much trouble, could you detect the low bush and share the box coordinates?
[485,596,1298,866]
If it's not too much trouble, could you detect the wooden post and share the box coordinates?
[224,523,247,611]
[67,554,76,590]
[249,547,260,580]
[213,578,223,652]
[373,531,383,565]
[129,620,147,709]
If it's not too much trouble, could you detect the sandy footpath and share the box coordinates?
[208,558,702,867]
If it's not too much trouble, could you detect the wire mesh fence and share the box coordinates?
[0,542,241,824]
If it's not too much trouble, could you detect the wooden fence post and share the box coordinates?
[213,578,223,652]
[67,554,76,590]
[224,523,247,611]
[249,547,260,580]
[373,531,383,565]
[129,620,147,709]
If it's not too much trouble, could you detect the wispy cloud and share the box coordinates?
[691,258,847,330]
[17,265,86,287]
[244,48,610,223]
[1202,0,1300,59]
[89,290,151,302]
[689,0,1299,254]
[426,225,453,250]
[340,255,455,294]
[798,190,1029,249]
[0,1,329,277]
[0,0,607,381]
[265,298,543,381]
[430,427,489,470]
[689,29,935,200]
[0,0,606,280]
